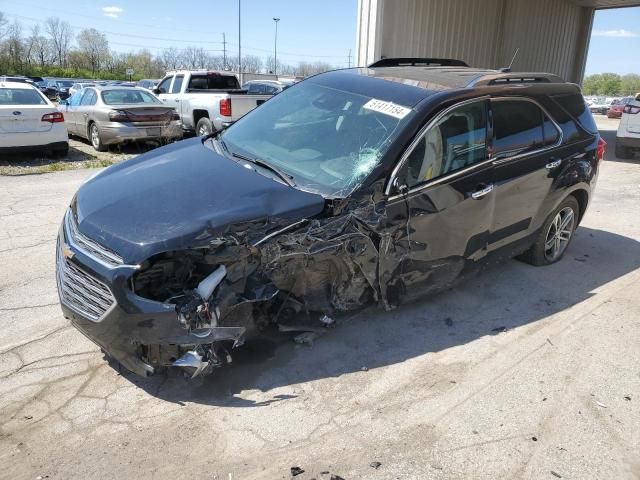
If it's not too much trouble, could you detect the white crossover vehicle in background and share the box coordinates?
[615,94,640,159]
[0,80,69,156]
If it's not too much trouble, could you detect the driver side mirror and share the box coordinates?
[58,99,68,106]
[152,88,162,95]
[392,177,409,196]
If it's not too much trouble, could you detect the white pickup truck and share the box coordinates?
[153,70,271,135]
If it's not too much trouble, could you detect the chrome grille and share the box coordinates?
[66,210,123,267]
[56,240,116,322]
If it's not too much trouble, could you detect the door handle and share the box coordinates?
[471,184,494,199]
[174,99,180,102]
[546,159,562,169]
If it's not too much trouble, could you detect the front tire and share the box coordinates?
[522,196,579,266]
[90,123,107,152]
[196,117,214,137]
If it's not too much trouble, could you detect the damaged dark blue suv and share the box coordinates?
[56,58,604,378]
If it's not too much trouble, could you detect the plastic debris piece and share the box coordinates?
[595,400,608,408]
[293,332,320,345]
[370,461,382,469]
[624,395,631,401]
[291,466,305,476]
[319,314,335,326]
[551,471,562,478]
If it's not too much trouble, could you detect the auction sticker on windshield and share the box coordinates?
[363,99,412,119]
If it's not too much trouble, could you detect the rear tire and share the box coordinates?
[521,196,579,267]
[615,142,633,159]
[196,117,214,137]
[89,123,107,152]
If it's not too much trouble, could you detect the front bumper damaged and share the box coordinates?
[56,219,251,377]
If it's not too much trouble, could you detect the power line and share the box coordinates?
[3,11,352,61]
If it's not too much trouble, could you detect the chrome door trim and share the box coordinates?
[488,97,564,165]
[385,96,490,199]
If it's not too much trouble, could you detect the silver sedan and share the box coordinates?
[59,86,182,151]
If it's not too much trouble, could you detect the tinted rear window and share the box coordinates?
[552,93,598,134]
[492,100,544,156]
[188,74,240,90]
[0,88,46,105]
[101,89,162,105]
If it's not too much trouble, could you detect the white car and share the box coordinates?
[615,93,640,159]
[0,80,69,155]
[69,82,96,97]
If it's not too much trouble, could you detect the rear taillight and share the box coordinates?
[596,137,607,162]
[108,110,130,122]
[41,112,64,123]
[623,104,640,115]
[219,98,232,117]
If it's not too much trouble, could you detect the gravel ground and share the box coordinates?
[0,117,639,480]
[0,137,162,176]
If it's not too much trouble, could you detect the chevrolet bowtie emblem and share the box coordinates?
[62,243,74,260]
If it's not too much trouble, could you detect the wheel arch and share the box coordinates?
[193,109,210,127]
[569,188,589,225]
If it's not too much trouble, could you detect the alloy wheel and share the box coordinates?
[91,125,100,149]
[544,207,575,262]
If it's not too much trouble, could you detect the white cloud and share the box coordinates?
[102,6,123,18]
[592,29,638,38]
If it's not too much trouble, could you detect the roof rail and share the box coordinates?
[471,72,565,87]
[369,57,469,68]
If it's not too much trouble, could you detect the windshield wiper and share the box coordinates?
[230,151,296,187]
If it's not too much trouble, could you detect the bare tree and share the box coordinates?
[45,17,72,67]
[5,20,24,70]
[0,11,8,41]
[160,47,181,71]
[77,28,109,73]
[242,55,263,73]
[30,27,51,67]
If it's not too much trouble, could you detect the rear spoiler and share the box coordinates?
[368,57,469,68]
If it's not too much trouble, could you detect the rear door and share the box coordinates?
[381,98,495,305]
[488,98,563,251]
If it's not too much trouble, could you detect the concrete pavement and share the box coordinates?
[0,117,639,479]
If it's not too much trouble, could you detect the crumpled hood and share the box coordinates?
[73,137,325,263]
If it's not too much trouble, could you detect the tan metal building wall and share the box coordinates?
[356,0,595,83]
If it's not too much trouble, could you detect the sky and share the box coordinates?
[0,0,358,67]
[585,6,640,76]
[0,0,637,75]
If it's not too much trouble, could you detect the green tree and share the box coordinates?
[621,74,640,96]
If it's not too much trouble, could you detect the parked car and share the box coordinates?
[0,80,68,155]
[241,79,291,95]
[154,70,271,136]
[615,93,640,159]
[69,82,96,97]
[58,85,182,151]
[589,97,614,115]
[607,96,634,119]
[55,59,604,378]
[46,79,75,100]
[137,79,159,91]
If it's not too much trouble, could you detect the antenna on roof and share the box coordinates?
[500,48,520,73]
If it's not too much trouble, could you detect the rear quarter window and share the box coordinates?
[551,93,598,135]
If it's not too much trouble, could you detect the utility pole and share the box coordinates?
[273,17,280,76]
[348,49,352,68]
[238,0,242,82]
[223,32,227,70]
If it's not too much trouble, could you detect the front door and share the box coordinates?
[380,99,495,306]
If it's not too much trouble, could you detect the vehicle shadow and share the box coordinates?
[126,226,640,406]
